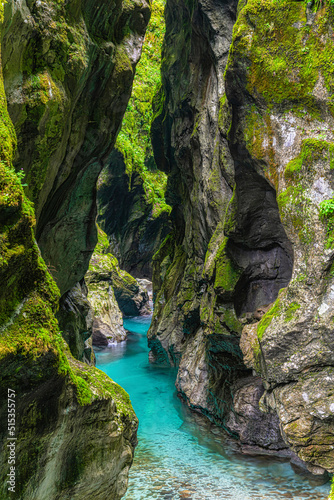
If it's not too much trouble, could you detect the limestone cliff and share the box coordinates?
[2,0,150,295]
[86,226,150,318]
[0,0,150,497]
[150,0,334,475]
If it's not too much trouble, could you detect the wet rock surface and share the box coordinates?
[57,280,95,364]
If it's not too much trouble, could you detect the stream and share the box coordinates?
[95,316,330,500]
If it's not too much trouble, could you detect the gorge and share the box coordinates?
[0,0,334,498]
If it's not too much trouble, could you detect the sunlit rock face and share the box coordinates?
[150,0,334,473]
[2,0,150,295]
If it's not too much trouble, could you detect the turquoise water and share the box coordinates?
[95,316,330,500]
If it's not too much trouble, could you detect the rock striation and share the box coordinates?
[149,0,334,475]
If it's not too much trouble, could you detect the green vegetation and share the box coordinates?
[276,139,334,246]
[285,139,334,181]
[329,478,334,500]
[214,238,242,296]
[115,0,171,218]
[284,301,301,322]
[319,198,334,247]
[319,198,334,219]
[232,0,334,116]
[257,295,282,340]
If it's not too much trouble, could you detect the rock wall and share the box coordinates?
[57,280,95,364]
[227,0,334,473]
[0,0,150,496]
[2,0,150,295]
[150,0,334,473]
[149,0,254,430]
[86,226,150,318]
[96,0,171,279]
[97,152,171,279]
[0,67,138,500]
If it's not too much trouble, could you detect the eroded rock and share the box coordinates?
[86,226,150,318]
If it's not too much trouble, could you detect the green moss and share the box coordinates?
[329,477,334,500]
[285,139,334,182]
[115,0,171,218]
[223,308,243,334]
[284,301,301,322]
[257,294,283,340]
[231,0,334,116]
[214,238,242,294]
[319,197,334,247]
[218,93,231,133]
[278,138,334,249]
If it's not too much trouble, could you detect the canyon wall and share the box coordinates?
[97,0,171,279]
[2,0,150,295]
[0,0,150,497]
[150,0,334,474]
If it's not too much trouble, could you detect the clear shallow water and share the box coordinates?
[95,316,330,500]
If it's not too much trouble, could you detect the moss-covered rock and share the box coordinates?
[86,226,150,318]
[148,0,291,458]
[0,0,150,496]
[2,0,150,295]
[226,0,334,472]
[97,156,171,280]
[0,86,137,499]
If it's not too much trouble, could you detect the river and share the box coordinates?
[95,316,330,500]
